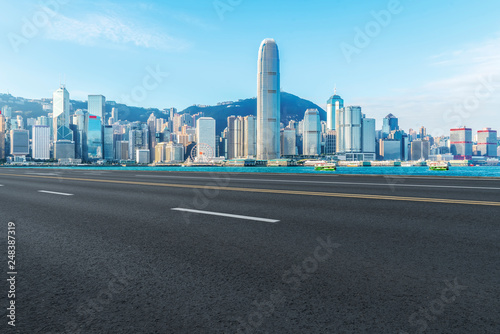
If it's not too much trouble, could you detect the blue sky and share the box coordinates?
[1,0,500,134]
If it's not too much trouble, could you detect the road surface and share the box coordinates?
[0,168,498,333]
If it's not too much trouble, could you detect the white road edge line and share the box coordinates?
[38,190,74,196]
[171,208,279,223]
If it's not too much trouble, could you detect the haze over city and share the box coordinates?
[2,0,500,133]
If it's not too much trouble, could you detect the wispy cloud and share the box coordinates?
[44,13,189,51]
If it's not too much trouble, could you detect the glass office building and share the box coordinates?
[88,95,106,122]
[87,115,103,160]
[103,125,114,161]
[53,86,70,141]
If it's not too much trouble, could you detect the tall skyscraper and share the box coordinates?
[147,113,157,162]
[324,130,336,155]
[326,90,344,131]
[257,38,280,160]
[128,123,149,159]
[111,107,119,122]
[87,115,103,160]
[0,113,5,132]
[243,116,257,157]
[88,95,106,123]
[362,117,376,154]
[196,117,216,159]
[115,141,129,161]
[32,125,50,160]
[382,114,399,138]
[226,116,238,160]
[336,106,362,154]
[281,127,297,156]
[2,106,12,118]
[0,132,5,160]
[103,125,114,161]
[336,106,376,161]
[72,110,86,160]
[419,126,427,139]
[53,85,72,141]
[411,140,430,160]
[165,142,185,162]
[0,113,5,160]
[477,128,497,157]
[450,127,473,159]
[303,109,321,156]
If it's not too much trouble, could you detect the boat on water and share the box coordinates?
[429,162,449,171]
[302,160,322,167]
[315,163,337,171]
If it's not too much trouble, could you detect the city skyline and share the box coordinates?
[2,3,500,334]
[2,82,498,166]
[1,1,500,133]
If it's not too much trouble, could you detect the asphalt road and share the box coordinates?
[0,168,499,333]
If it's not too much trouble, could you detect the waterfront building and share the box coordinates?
[450,127,473,159]
[32,125,50,160]
[477,128,497,157]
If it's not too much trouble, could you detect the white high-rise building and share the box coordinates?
[111,107,119,122]
[336,106,362,154]
[257,38,280,160]
[244,116,257,157]
[226,116,238,159]
[32,125,51,160]
[196,117,216,160]
[303,109,321,156]
[336,106,376,161]
[53,85,71,141]
[281,127,296,156]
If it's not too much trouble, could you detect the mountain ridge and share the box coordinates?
[0,92,326,134]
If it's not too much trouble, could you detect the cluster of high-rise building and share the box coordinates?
[0,38,498,164]
[0,86,218,165]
